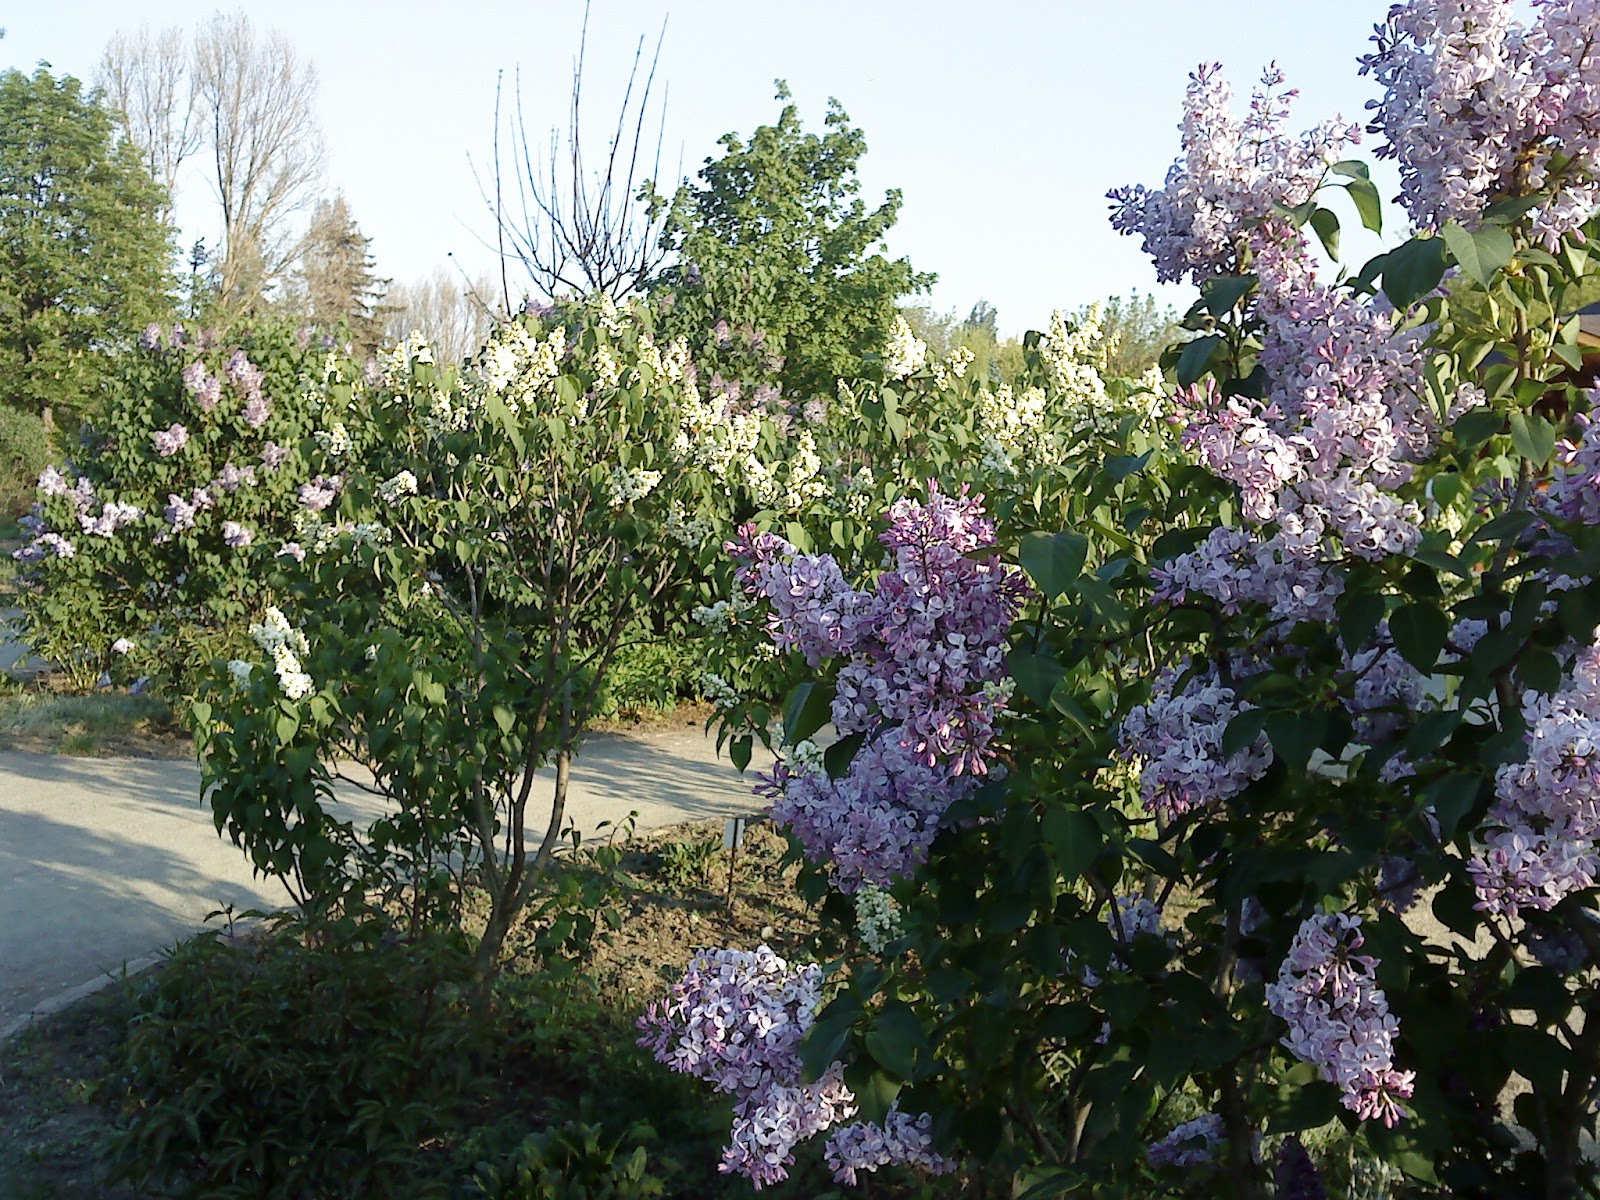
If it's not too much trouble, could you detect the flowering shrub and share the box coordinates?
[11,321,356,691]
[645,4,1600,1196]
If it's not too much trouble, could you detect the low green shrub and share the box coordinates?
[110,916,483,1200]
[472,1121,666,1200]
[652,836,720,893]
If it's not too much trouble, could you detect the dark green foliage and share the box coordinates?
[0,67,173,426]
[0,404,50,517]
[109,918,483,1200]
[473,1121,666,1200]
[648,83,933,399]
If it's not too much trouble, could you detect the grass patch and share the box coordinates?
[0,690,190,758]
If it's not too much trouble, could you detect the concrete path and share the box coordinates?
[0,724,770,1037]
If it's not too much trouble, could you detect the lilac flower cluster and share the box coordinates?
[1544,394,1600,525]
[1147,1112,1227,1169]
[151,423,189,457]
[757,737,976,894]
[1470,636,1600,917]
[636,946,856,1188]
[15,472,104,563]
[1344,630,1430,743]
[1118,663,1272,817]
[78,500,144,538]
[181,360,222,412]
[298,475,341,513]
[1152,526,1345,626]
[730,487,1027,890]
[1361,0,1600,247]
[214,461,257,494]
[1266,912,1415,1127]
[222,521,254,549]
[823,1107,956,1185]
[1108,63,1357,285]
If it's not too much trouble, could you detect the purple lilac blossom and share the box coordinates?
[78,501,143,538]
[636,946,856,1188]
[151,424,189,457]
[823,1108,957,1186]
[163,493,198,532]
[36,465,70,497]
[241,393,271,428]
[1266,912,1415,1126]
[1360,0,1600,247]
[1147,1113,1226,1169]
[215,461,257,493]
[1470,634,1600,916]
[1152,525,1345,625]
[298,474,341,512]
[260,442,290,471]
[140,323,163,351]
[222,521,254,549]
[1118,661,1272,817]
[1108,62,1357,284]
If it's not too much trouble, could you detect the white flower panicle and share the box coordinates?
[854,885,903,954]
[248,607,314,700]
[608,466,664,508]
[884,316,928,380]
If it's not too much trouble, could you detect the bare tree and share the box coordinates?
[193,10,324,315]
[383,265,502,366]
[96,23,199,221]
[481,4,672,303]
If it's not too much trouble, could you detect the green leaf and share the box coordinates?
[1104,450,1153,482]
[1007,648,1068,709]
[729,735,752,773]
[1390,602,1449,672]
[1309,206,1341,260]
[1343,177,1383,234]
[1266,710,1326,772]
[1337,590,1388,654]
[1042,807,1101,880]
[1222,708,1267,757]
[824,730,866,779]
[1508,410,1556,467]
[1440,220,1515,287]
[1018,530,1088,600]
[1199,274,1256,316]
[782,681,835,746]
[1175,334,1223,387]
[491,704,515,736]
[1381,236,1449,309]
[863,1006,923,1080]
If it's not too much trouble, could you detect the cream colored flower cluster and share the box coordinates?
[245,606,314,700]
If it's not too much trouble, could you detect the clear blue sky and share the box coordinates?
[6,1,1412,335]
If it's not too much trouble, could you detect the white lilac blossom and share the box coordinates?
[222,521,254,549]
[1108,62,1357,284]
[313,423,351,456]
[377,470,418,505]
[1266,912,1415,1127]
[1470,634,1600,917]
[1360,0,1600,247]
[636,947,856,1188]
[226,659,253,686]
[700,672,740,709]
[607,466,664,508]
[111,637,135,655]
[853,885,903,954]
[151,424,189,457]
[1118,662,1272,817]
[883,316,928,379]
[823,1108,957,1186]
[37,465,70,496]
[1148,1112,1227,1169]
[249,606,314,700]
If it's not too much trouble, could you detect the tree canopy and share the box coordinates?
[648,84,933,399]
[0,65,173,425]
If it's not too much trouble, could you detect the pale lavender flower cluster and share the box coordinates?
[1470,636,1600,917]
[1118,663,1272,817]
[182,360,223,412]
[222,350,271,428]
[214,461,257,494]
[1152,525,1346,626]
[1108,62,1357,284]
[757,737,976,894]
[259,442,290,471]
[823,1107,956,1185]
[1266,912,1415,1127]
[298,474,341,513]
[1361,0,1600,246]
[222,521,254,549]
[78,500,143,538]
[730,488,1027,890]
[1544,394,1600,525]
[1147,1112,1227,1169]
[636,946,857,1188]
[151,423,189,457]
[1345,630,1430,743]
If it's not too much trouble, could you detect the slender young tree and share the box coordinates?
[96,23,198,225]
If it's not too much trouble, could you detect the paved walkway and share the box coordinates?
[0,725,770,1036]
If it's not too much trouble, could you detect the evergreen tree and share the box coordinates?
[648,83,933,399]
[0,66,173,426]
[287,194,388,353]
